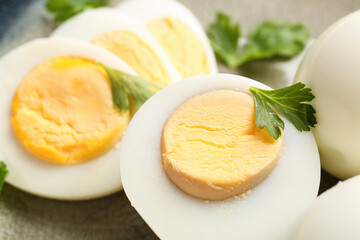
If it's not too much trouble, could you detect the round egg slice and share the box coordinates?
[120,74,320,240]
[0,37,135,200]
[51,8,180,88]
[116,0,218,78]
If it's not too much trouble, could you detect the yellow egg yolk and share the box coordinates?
[11,56,130,165]
[161,90,284,201]
[92,30,172,87]
[147,17,210,79]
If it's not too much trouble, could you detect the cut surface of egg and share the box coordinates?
[293,176,360,240]
[116,0,218,78]
[51,8,180,87]
[120,74,320,240]
[295,10,360,179]
[0,37,135,200]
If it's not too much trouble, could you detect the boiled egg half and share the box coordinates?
[0,37,135,200]
[52,8,180,88]
[120,74,320,240]
[116,0,218,78]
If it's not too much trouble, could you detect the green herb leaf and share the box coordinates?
[46,0,109,23]
[207,12,309,68]
[207,12,241,68]
[100,64,161,113]
[0,161,9,194]
[237,21,310,66]
[249,82,316,140]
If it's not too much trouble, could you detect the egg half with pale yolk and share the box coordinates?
[120,74,320,240]
[116,0,218,78]
[0,37,136,200]
[52,8,180,88]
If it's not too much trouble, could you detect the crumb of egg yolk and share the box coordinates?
[11,56,130,165]
[92,30,172,88]
[147,17,210,78]
[161,90,284,201]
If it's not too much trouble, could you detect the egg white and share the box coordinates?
[51,8,181,83]
[293,176,360,240]
[116,0,218,74]
[120,74,320,240]
[0,37,136,200]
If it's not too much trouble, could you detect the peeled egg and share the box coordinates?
[116,0,217,78]
[120,74,320,240]
[51,8,180,87]
[295,10,360,179]
[293,176,360,240]
[0,37,135,200]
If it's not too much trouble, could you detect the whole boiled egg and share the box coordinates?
[116,0,218,78]
[295,10,360,179]
[293,176,360,240]
[52,8,180,88]
[0,37,135,200]
[120,74,320,240]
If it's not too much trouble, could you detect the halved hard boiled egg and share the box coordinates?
[0,37,135,200]
[120,74,320,240]
[116,0,218,78]
[52,8,181,88]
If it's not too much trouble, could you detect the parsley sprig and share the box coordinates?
[207,12,241,68]
[101,64,161,113]
[0,161,8,195]
[208,12,309,68]
[46,0,109,23]
[250,83,317,140]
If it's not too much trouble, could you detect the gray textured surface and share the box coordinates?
[0,0,356,239]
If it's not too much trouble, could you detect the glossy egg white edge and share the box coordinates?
[295,10,360,179]
[0,37,136,200]
[293,175,360,240]
[116,0,218,74]
[120,73,320,240]
[51,7,181,83]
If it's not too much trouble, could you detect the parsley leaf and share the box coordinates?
[207,12,241,68]
[46,0,109,23]
[100,64,161,113]
[237,21,310,66]
[0,161,8,194]
[249,82,316,140]
[207,12,309,68]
